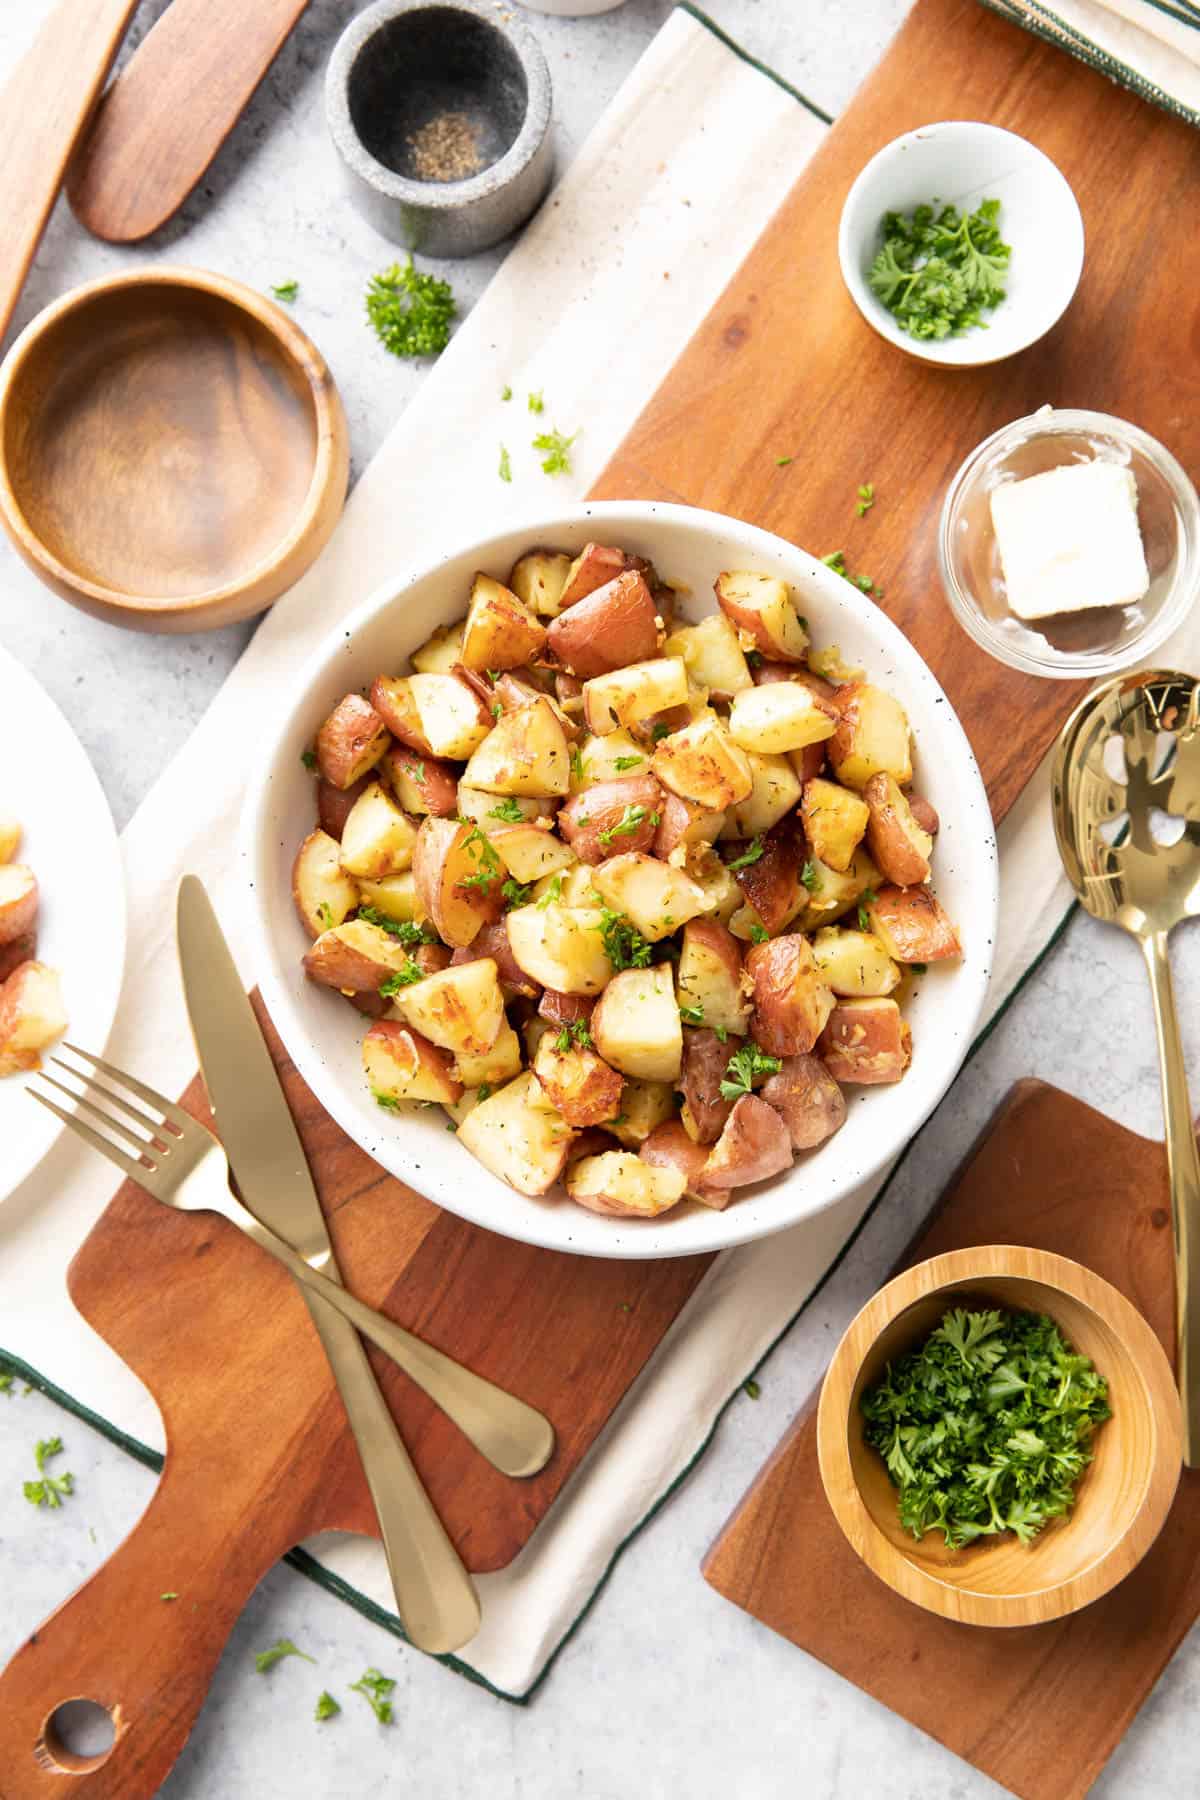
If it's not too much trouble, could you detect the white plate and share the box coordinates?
[0,645,126,1201]
[243,503,998,1260]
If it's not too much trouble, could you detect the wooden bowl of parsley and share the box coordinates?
[817,1245,1181,1626]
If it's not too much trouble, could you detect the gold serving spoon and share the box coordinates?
[1053,670,1200,1464]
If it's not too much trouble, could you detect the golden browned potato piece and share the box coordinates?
[558,776,664,865]
[450,920,541,1001]
[461,698,572,797]
[461,572,548,671]
[566,1149,687,1218]
[676,917,749,1037]
[747,933,836,1057]
[409,620,466,675]
[828,682,913,790]
[863,773,934,886]
[559,542,629,610]
[907,793,940,837]
[0,814,22,863]
[317,775,367,840]
[509,548,573,618]
[604,1078,675,1147]
[800,777,870,874]
[0,864,38,947]
[338,782,419,879]
[679,1027,735,1144]
[363,1020,463,1106]
[392,958,506,1058]
[315,694,391,789]
[819,997,912,1083]
[662,612,752,699]
[639,1119,716,1200]
[292,829,361,939]
[538,988,595,1028]
[701,1094,793,1193]
[0,933,37,987]
[303,919,414,993]
[810,927,899,997]
[722,749,801,840]
[457,1072,574,1196]
[591,964,682,1082]
[533,1033,624,1128]
[454,1019,524,1089]
[506,903,614,994]
[729,818,803,936]
[381,745,460,818]
[652,713,753,810]
[728,682,836,755]
[412,817,504,949]
[866,885,961,963]
[355,870,423,925]
[592,852,713,943]
[759,1053,846,1149]
[369,676,433,754]
[583,658,689,737]
[0,961,67,1076]
[714,570,809,662]
[489,824,576,885]
[653,793,726,859]
[546,569,660,678]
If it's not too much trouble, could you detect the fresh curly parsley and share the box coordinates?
[23,1436,74,1509]
[862,1307,1109,1548]
[488,798,525,823]
[255,1638,315,1674]
[532,427,577,477]
[501,877,534,909]
[868,198,1010,341]
[800,859,819,892]
[856,481,875,517]
[719,1041,781,1101]
[373,1090,402,1111]
[379,961,424,995]
[726,836,765,872]
[569,744,585,784]
[366,255,456,359]
[315,1691,341,1722]
[300,748,317,771]
[527,389,545,414]
[536,873,564,910]
[498,445,512,484]
[500,384,513,402]
[316,901,334,930]
[650,722,671,743]
[271,279,299,304]
[554,1019,593,1052]
[747,923,770,945]
[598,803,658,847]
[612,754,644,772]
[822,549,879,596]
[349,1667,396,1724]
[459,826,501,894]
[679,1001,705,1027]
[358,908,436,945]
[596,905,653,971]
[857,888,877,931]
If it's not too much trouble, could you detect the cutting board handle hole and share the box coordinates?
[41,1699,115,1774]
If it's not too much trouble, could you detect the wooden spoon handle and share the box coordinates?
[67,0,312,244]
[0,0,141,343]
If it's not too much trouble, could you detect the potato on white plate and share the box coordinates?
[355,870,422,924]
[382,745,459,818]
[558,776,663,865]
[0,934,37,987]
[639,1119,716,1201]
[863,773,933,887]
[653,793,726,858]
[583,657,689,736]
[292,830,360,939]
[566,1149,686,1218]
[591,963,682,1082]
[316,694,391,790]
[800,776,869,874]
[533,1032,624,1128]
[828,682,912,790]
[461,698,572,797]
[759,1053,846,1150]
[721,749,801,840]
[412,817,503,948]
[559,542,629,610]
[603,1077,675,1146]
[810,927,900,997]
[679,1027,735,1143]
[450,921,540,1001]
[506,903,614,995]
[728,821,803,936]
[303,919,415,993]
[819,996,912,1084]
[409,620,466,675]
[392,957,505,1058]
[701,1093,793,1195]
[728,682,836,755]
[0,961,67,1076]
[662,612,752,699]
[338,782,418,880]
[591,852,713,942]
[508,547,573,617]
[0,814,21,864]
[865,884,962,963]
[457,1072,574,1196]
[454,785,556,833]
[796,846,880,932]
[489,823,576,885]
[461,573,547,671]
[678,843,741,925]
[571,728,651,789]
[746,932,835,1057]
[715,569,809,662]
[547,569,660,678]
[453,1018,524,1090]
[363,1020,463,1106]
[676,918,749,1037]
[0,864,39,947]
[652,713,753,810]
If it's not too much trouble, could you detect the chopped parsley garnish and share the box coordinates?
[315,1691,341,1722]
[373,1090,403,1111]
[358,908,435,945]
[822,549,879,596]
[745,650,762,669]
[678,1001,705,1027]
[476,1083,492,1102]
[719,1041,781,1101]
[532,426,577,476]
[554,1019,593,1052]
[255,1638,315,1674]
[726,836,764,872]
[857,888,877,931]
[612,754,644,772]
[349,1667,396,1724]
[501,877,534,909]
[747,923,769,945]
[911,962,928,974]
[569,745,585,784]
[650,722,671,742]
[713,1024,729,1043]
[775,456,793,467]
[498,445,512,483]
[161,1592,179,1602]
[597,905,653,971]
[598,803,657,846]
[379,961,424,995]
[800,859,819,892]
[500,384,513,402]
[300,748,317,771]
[316,901,334,929]
[459,826,501,894]
[23,1436,74,1509]
[488,798,526,823]
[537,874,564,909]
[856,481,875,517]
[867,198,1010,341]
[527,389,545,414]
[744,1378,762,1400]
[366,255,456,359]
[861,1307,1109,1548]
[271,279,299,303]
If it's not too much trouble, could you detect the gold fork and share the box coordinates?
[30,1043,554,1480]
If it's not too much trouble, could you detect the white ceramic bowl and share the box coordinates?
[838,121,1084,368]
[243,503,998,1260]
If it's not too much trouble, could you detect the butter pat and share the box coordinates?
[990,462,1149,621]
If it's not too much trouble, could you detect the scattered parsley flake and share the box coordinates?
[532,426,577,477]
[650,722,671,742]
[536,874,564,910]
[373,1090,403,1111]
[554,1019,593,1052]
[349,1667,396,1724]
[316,901,334,929]
[300,748,317,771]
[598,803,653,846]
[501,877,534,909]
[358,908,435,945]
[23,1436,74,1509]
[612,754,644,772]
[747,923,769,945]
[775,456,793,467]
[488,798,525,823]
[499,445,512,483]
[744,1378,762,1400]
[458,826,501,894]
[726,836,765,872]
[569,744,585,784]
[255,1638,315,1674]
[316,1691,341,1722]
[500,384,513,402]
[822,549,878,595]
[271,279,299,304]
[161,1592,179,1602]
[476,1083,493,1102]
[867,198,1010,342]
[366,255,456,359]
[858,888,877,931]
[379,961,424,995]
[719,1041,781,1101]
[596,905,653,971]
[911,962,928,974]
[527,389,545,414]
[679,1002,705,1027]
[801,859,819,892]
[856,482,875,517]
[713,1024,729,1043]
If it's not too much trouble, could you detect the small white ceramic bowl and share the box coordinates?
[838,121,1084,368]
[243,503,998,1262]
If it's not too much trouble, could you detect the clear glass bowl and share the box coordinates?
[938,407,1200,678]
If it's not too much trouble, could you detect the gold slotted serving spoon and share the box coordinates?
[1053,669,1200,1464]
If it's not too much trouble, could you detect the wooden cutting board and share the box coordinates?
[703,1081,1199,1800]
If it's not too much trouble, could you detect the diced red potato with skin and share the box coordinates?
[760,1053,846,1150]
[460,697,572,798]
[639,1120,717,1201]
[863,773,933,887]
[292,830,360,939]
[508,548,573,617]
[583,658,690,738]
[546,569,660,678]
[565,1127,615,1166]
[653,792,726,858]
[747,933,836,1057]
[828,682,913,790]
[303,920,415,993]
[363,1020,463,1105]
[450,919,541,1001]
[701,1094,794,1194]
[800,777,870,875]
[566,1149,687,1219]
[555,672,584,710]
[675,917,750,1037]
[392,958,506,1060]
[714,570,809,663]
[460,573,547,671]
[907,794,939,836]
[412,817,505,949]
[752,662,838,703]
[315,694,392,789]
[369,676,432,754]
[346,988,389,1019]
[790,740,828,785]
[0,933,37,987]
[819,997,912,1084]
[538,989,595,1028]
[338,782,419,879]
[865,885,962,963]
[558,776,664,865]
[532,1035,624,1128]
[680,1027,736,1144]
[652,713,754,810]
[317,776,367,840]
[457,1072,574,1196]
[730,819,803,935]
[380,745,460,818]
[0,865,39,946]
[0,960,67,1075]
[559,543,630,610]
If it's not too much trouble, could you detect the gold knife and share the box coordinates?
[176,874,480,1655]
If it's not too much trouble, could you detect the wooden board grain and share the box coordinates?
[595,0,1200,823]
[703,1081,1199,1800]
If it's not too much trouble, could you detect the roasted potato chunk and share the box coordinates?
[449,920,540,1001]
[572,729,650,788]
[566,1150,686,1218]
[640,1120,715,1201]
[316,775,367,841]
[461,572,547,671]
[356,870,422,924]
[0,864,38,947]
[0,961,67,1075]
[828,682,913,790]
[715,570,809,662]
[676,917,749,1037]
[0,815,21,864]
[509,548,573,618]
[338,782,418,879]
[653,793,726,858]
[653,713,753,810]
[863,773,933,887]
[760,1053,846,1150]
[363,1020,463,1106]
[547,569,660,677]
[457,1072,573,1196]
[0,934,37,987]
[507,903,614,994]
[819,997,912,1084]
[367,676,432,753]
[316,694,391,789]
[866,885,961,963]
[728,682,836,755]
[729,818,806,937]
[811,927,900,997]
[680,1027,736,1144]
[584,657,689,736]
[292,830,360,939]
[559,542,629,610]
[461,698,572,797]
[558,776,664,865]
[454,1018,524,1089]
[489,824,575,885]
[747,933,835,1057]
[661,612,752,699]
[382,745,459,818]
[604,1078,675,1146]
[796,846,881,932]
[538,988,595,1029]
[392,957,505,1057]
[800,777,870,874]
[533,1033,624,1128]
[701,1094,793,1195]
[303,919,415,994]
[721,750,801,839]
[412,817,503,948]
[591,964,682,1082]
[409,620,466,675]
[592,852,713,942]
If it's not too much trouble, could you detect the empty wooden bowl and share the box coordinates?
[817,1246,1182,1627]
[0,268,349,632]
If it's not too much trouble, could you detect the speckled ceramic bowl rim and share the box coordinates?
[241,502,999,1262]
[325,0,552,212]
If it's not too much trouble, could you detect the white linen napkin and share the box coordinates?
[2,2,1196,1700]
[983,0,1200,123]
